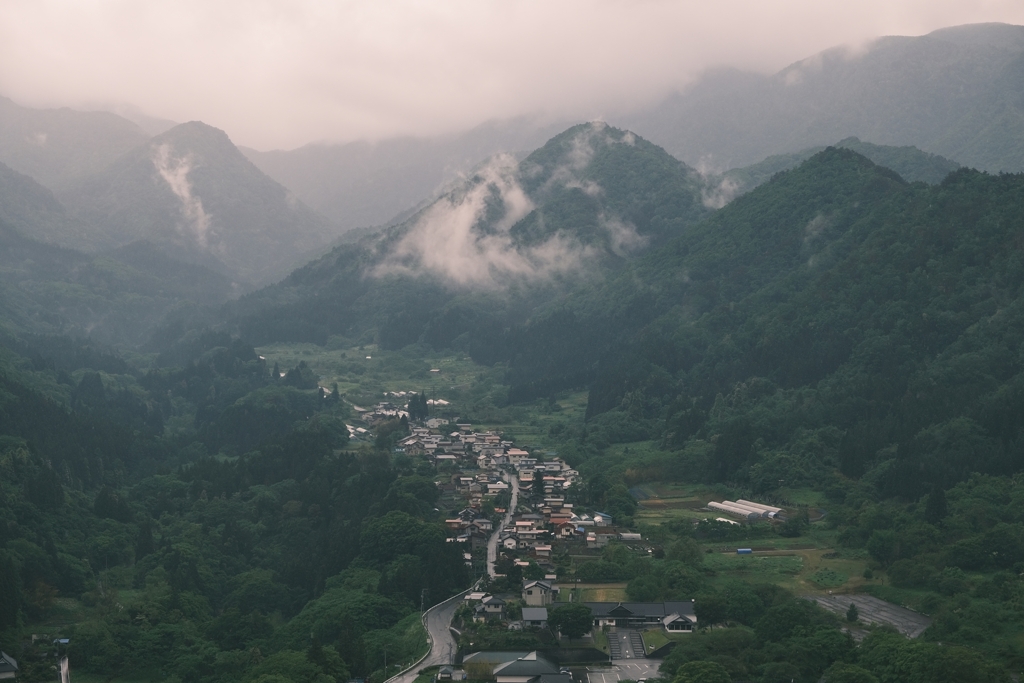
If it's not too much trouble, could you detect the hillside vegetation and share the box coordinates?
[230,123,711,350]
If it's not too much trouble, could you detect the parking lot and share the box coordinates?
[584,660,661,683]
[809,594,932,638]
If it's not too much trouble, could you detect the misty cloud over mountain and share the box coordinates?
[52,122,335,285]
[373,125,657,289]
[620,23,1024,172]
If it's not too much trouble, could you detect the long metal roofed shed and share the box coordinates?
[722,500,770,517]
[708,501,760,520]
[735,499,783,516]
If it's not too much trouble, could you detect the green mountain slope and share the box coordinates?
[0,219,237,346]
[622,22,1024,173]
[231,123,711,349]
[505,147,1024,497]
[718,137,961,198]
[57,121,336,285]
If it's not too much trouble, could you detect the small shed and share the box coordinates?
[522,607,549,628]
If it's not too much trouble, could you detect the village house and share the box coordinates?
[521,607,548,629]
[593,512,613,526]
[586,531,619,549]
[585,601,697,632]
[492,653,567,683]
[474,595,506,622]
[522,579,558,606]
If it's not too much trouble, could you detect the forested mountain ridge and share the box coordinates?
[54,121,336,285]
[621,22,1024,173]
[716,136,961,198]
[504,146,1024,499]
[230,123,712,349]
[0,216,237,347]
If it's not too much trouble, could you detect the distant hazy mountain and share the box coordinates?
[56,121,337,285]
[619,22,1024,173]
[232,123,711,348]
[0,95,150,190]
[0,149,238,346]
[716,137,961,199]
[0,160,80,241]
[241,116,571,232]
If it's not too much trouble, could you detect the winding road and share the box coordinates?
[388,469,520,683]
[386,590,467,683]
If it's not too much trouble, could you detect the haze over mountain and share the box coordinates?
[0,94,150,190]
[231,123,711,348]
[0,219,235,347]
[242,117,571,232]
[621,23,1024,172]
[55,121,336,285]
[235,22,1020,234]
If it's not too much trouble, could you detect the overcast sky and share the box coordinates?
[2,1,1023,151]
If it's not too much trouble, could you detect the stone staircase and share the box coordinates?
[629,631,646,658]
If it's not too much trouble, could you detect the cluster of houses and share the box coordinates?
[461,582,697,637]
[351,400,407,426]
[400,424,510,464]
[350,391,455,429]
[463,579,561,628]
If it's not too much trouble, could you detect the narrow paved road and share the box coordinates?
[387,590,469,683]
[487,470,519,578]
[388,470,520,683]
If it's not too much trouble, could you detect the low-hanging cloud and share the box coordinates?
[701,176,742,209]
[374,154,596,289]
[3,2,1022,149]
[374,126,652,287]
[152,143,214,249]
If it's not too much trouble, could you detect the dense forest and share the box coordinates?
[0,328,468,683]
[505,148,1024,497]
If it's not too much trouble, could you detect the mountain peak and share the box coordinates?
[155,120,236,149]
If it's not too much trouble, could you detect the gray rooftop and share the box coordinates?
[493,654,559,677]
[461,651,533,666]
[585,600,695,618]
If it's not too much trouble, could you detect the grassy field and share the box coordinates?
[592,628,610,654]
[557,582,629,603]
[640,628,695,652]
[698,543,877,596]
[256,342,588,453]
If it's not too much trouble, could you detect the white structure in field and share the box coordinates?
[708,501,761,520]
[736,499,783,517]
